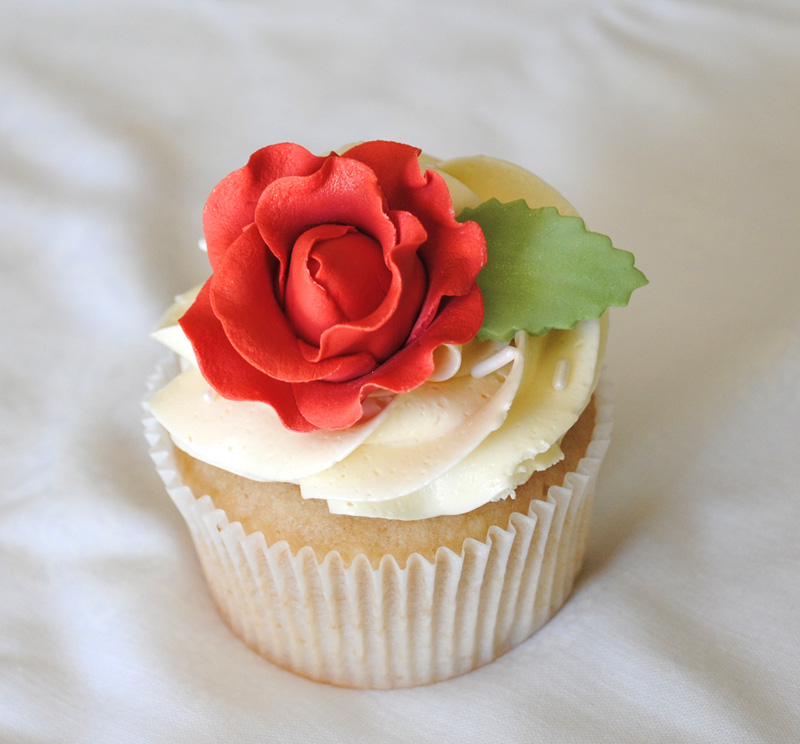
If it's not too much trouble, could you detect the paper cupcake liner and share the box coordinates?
[143,359,612,688]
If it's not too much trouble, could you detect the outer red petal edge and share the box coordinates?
[409,218,487,343]
[202,143,325,271]
[340,141,427,206]
[179,281,317,433]
[344,142,487,343]
[293,285,484,430]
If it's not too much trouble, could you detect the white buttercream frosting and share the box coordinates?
[148,153,606,519]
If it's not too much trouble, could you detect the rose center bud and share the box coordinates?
[285,224,392,346]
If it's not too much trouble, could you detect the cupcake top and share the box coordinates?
[149,141,646,519]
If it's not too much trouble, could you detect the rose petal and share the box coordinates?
[203,143,325,270]
[254,155,397,299]
[410,217,487,341]
[313,209,427,363]
[179,281,316,432]
[341,141,427,205]
[209,224,375,383]
[309,228,392,321]
[293,284,484,429]
[285,224,391,346]
[343,141,487,340]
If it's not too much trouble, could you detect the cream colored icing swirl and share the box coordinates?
[148,154,606,520]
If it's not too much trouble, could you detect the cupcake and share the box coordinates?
[144,141,646,688]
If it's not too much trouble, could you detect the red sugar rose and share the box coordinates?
[180,141,486,432]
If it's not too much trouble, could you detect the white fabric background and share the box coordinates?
[2,0,798,741]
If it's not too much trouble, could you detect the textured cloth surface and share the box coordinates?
[2,1,799,741]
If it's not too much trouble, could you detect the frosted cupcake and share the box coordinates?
[145,141,646,688]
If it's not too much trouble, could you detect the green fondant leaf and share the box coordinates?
[457,199,648,342]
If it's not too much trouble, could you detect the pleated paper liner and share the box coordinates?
[144,359,612,688]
